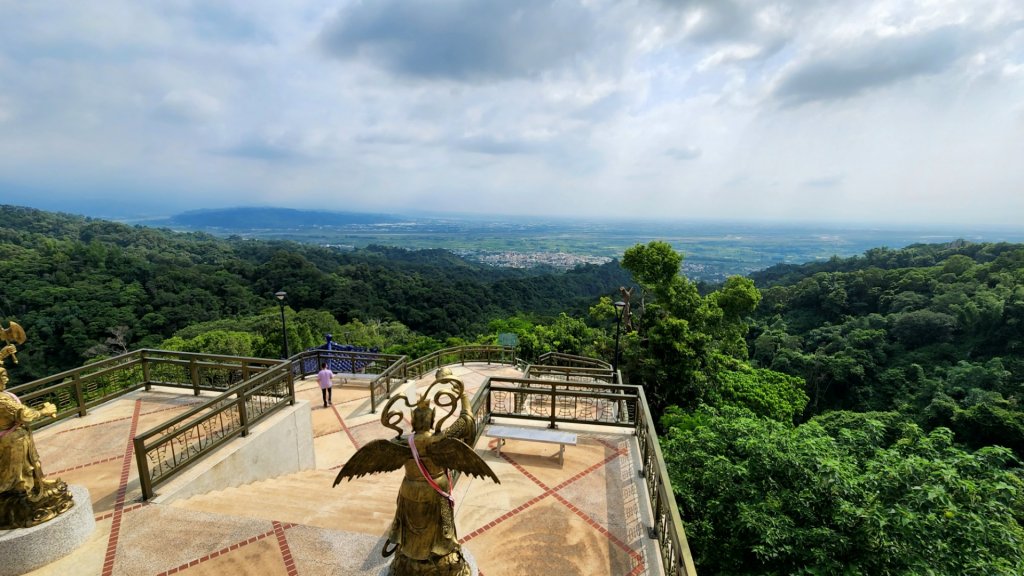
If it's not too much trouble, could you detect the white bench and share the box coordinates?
[485,425,577,465]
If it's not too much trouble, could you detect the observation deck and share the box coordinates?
[13,349,694,576]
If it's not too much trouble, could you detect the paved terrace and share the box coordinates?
[25,363,662,576]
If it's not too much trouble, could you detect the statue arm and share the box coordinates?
[0,395,56,424]
[441,385,475,442]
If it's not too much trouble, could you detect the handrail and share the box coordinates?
[486,376,637,429]
[536,351,611,370]
[635,386,698,576]
[525,364,616,383]
[405,345,515,380]
[131,347,410,498]
[6,349,279,429]
[132,358,296,500]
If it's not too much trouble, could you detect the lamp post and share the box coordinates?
[612,300,626,377]
[275,291,289,359]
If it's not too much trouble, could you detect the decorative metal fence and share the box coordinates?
[132,360,295,500]
[525,364,616,383]
[635,386,698,576]
[535,351,611,370]
[6,350,278,429]
[404,345,515,380]
[486,376,637,428]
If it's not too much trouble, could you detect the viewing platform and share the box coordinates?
[17,357,690,576]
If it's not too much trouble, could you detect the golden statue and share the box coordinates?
[334,368,499,576]
[0,323,75,529]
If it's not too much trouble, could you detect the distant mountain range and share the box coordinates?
[165,207,402,229]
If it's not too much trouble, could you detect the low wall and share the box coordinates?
[151,400,315,503]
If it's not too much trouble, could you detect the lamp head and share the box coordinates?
[274,291,287,301]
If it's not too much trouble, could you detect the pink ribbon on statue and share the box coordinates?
[408,434,455,509]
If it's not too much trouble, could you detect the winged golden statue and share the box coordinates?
[334,368,499,576]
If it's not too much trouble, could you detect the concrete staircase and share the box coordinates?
[170,468,403,534]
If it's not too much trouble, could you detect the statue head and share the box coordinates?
[411,398,435,433]
[0,366,7,390]
[435,366,453,380]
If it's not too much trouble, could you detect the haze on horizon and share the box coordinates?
[1,1,1022,227]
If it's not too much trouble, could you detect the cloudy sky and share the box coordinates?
[1,0,1022,226]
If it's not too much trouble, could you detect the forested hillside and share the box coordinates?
[749,241,1024,456]
[649,240,1024,575]
[0,205,630,381]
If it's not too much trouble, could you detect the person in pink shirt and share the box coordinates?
[317,362,334,408]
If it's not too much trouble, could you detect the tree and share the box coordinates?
[663,407,1024,575]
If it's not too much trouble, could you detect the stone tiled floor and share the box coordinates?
[22,363,660,576]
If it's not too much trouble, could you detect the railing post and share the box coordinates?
[548,383,557,429]
[142,351,152,391]
[134,436,153,500]
[237,390,249,437]
[190,358,200,396]
[287,365,296,406]
[72,373,87,418]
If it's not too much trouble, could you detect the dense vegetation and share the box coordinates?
[638,240,1024,575]
[0,204,630,381]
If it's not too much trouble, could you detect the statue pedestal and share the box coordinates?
[377,549,478,576]
[0,485,95,576]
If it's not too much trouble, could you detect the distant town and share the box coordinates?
[457,250,613,270]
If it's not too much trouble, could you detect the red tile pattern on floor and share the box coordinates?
[457,442,646,575]
[273,520,300,576]
[101,399,141,576]
[330,403,361,449]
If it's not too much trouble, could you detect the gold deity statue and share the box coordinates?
[334,368,499,576]
[0,322,75,529]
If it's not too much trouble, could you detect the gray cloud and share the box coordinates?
[318,0,598,82]
[156,90,222,123]
[773,26,970,106]
[667,146,702,160]
[803,175,843,188]
[215,140,308,162]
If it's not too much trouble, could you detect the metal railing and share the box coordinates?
[404,345,515,380]
[525,364,617,384]
[486,376,636,428]
[133,359,295,500]
[6,350,278,428]
[635,386,698,576]
[535,351,611,370]
[292,348,406,413]
[131,348,408,499]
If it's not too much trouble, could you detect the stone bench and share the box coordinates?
[484,425,577,465]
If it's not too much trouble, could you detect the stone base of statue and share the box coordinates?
[0,484,94,576]
[379,549,478,576]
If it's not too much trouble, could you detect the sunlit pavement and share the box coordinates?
[24,363,660,576]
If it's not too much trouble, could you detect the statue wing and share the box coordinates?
[0,321,26,345]
[333,438,409,486]
[427,438,500,484]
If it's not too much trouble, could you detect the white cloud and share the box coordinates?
[0,0,1021,226]
[157,90,223,122]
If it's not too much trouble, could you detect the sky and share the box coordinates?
[0,0,1022,226]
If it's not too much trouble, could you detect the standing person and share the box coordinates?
[317,362,334,408]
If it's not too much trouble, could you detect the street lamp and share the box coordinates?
[275,291,289,359]
[612,300,626,378]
